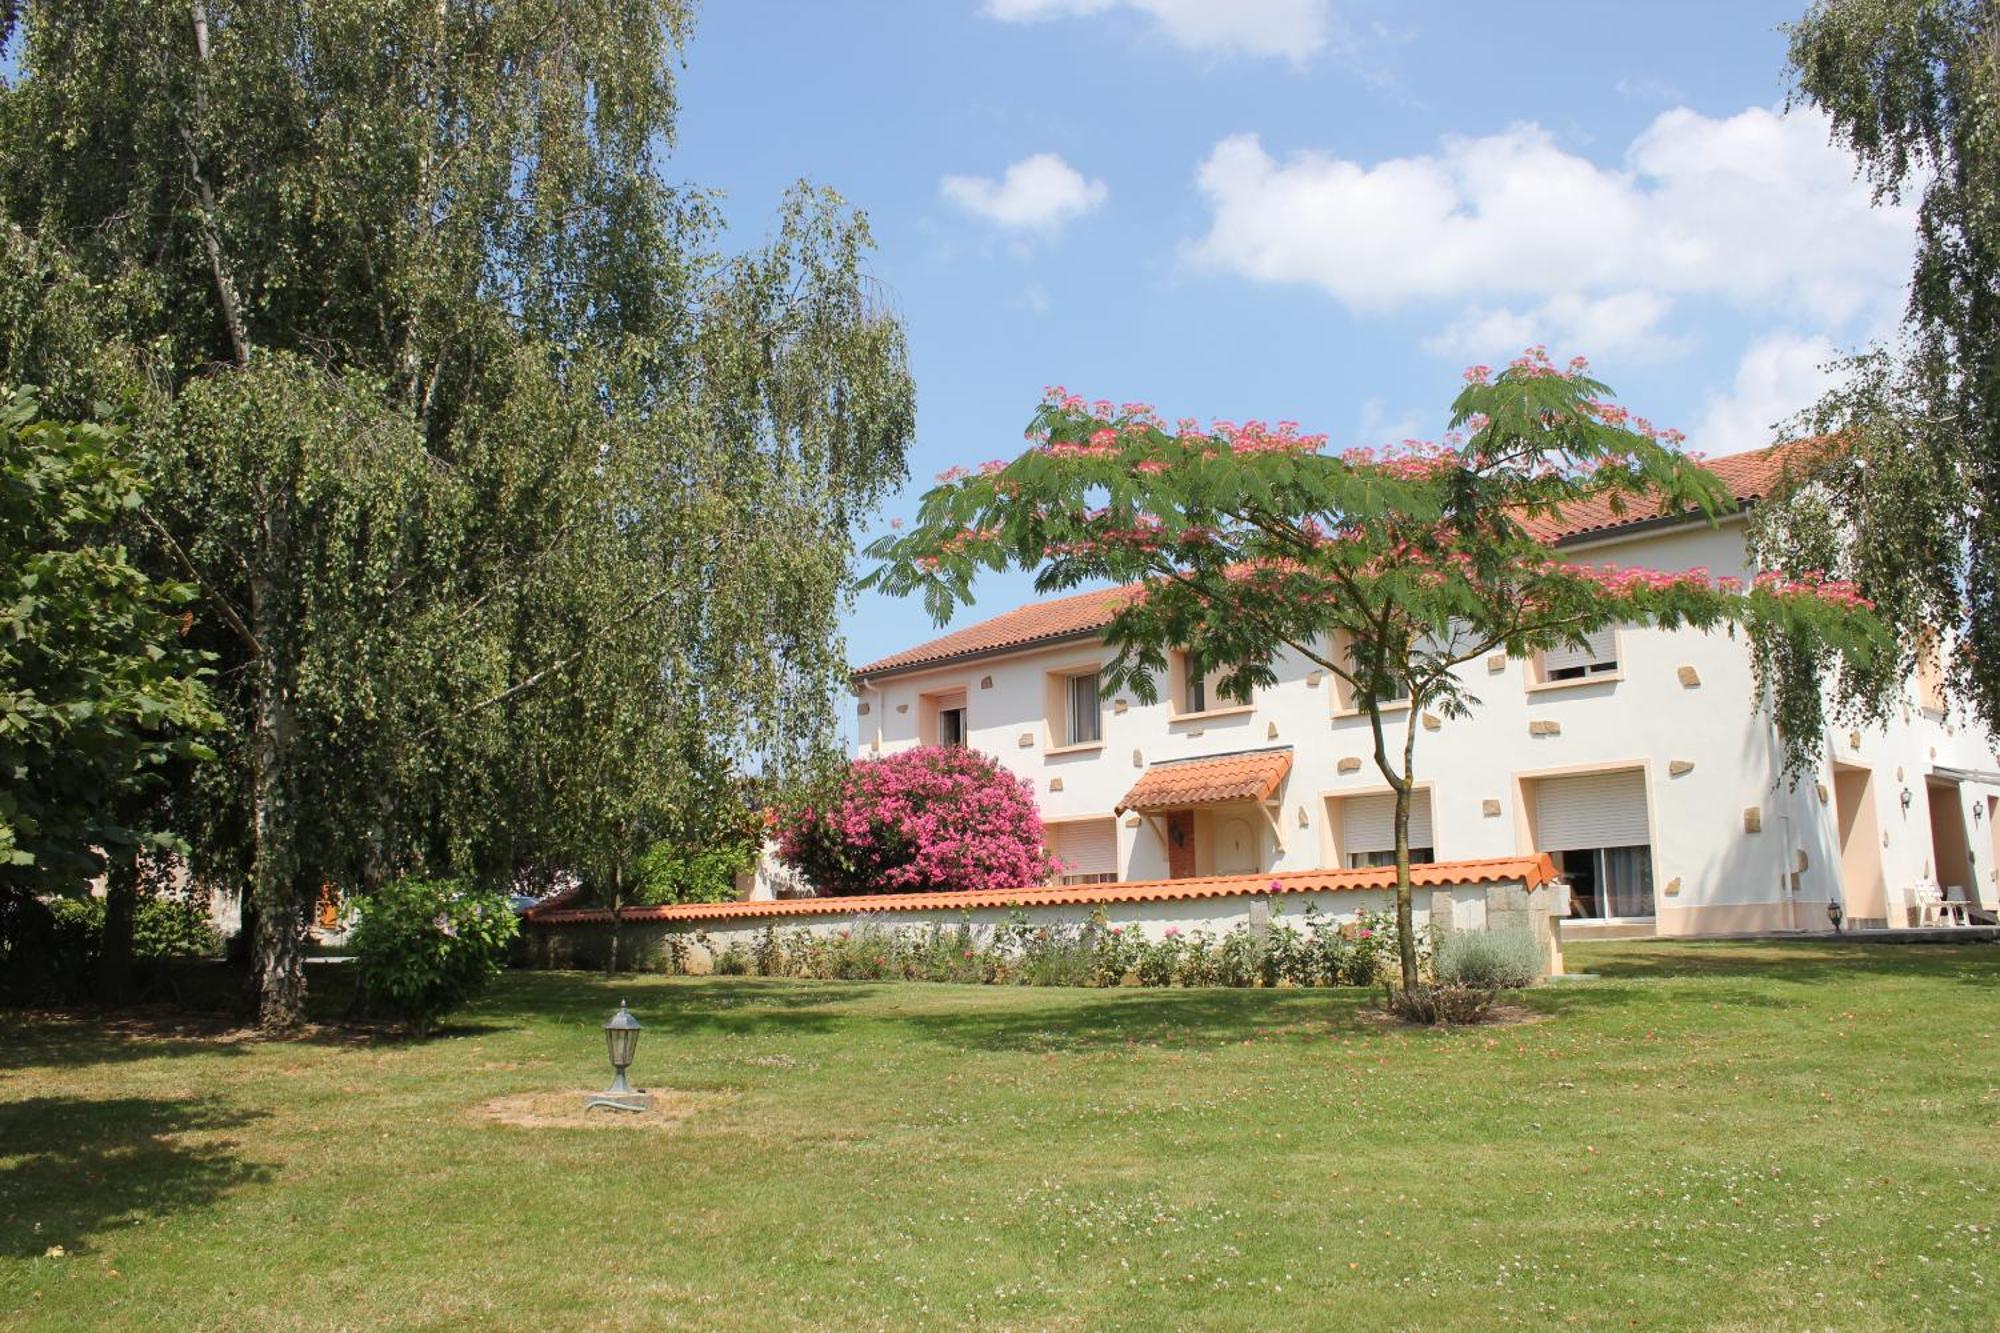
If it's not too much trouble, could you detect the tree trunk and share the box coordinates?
[607,864,623,975]
[97,846,140,1003]
[1392,778,1419,992]
[248,506,304,1030]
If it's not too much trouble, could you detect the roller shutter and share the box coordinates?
[1541,627,1618,675]
[1050,819,1118,880]
[1534,769,1649,850]
[1342,790,1435,856]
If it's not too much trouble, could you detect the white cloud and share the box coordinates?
[1691,332,1840,456]
[986,0,1332,63]
[1186,106,1913,360]
[941,153,1108,234]
[1424,290,1687,364]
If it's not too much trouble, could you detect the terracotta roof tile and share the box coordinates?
[1115,747,1293,814]
[1517,437,1815,545]
[524,854,1557,926]
[853,584,1135,678]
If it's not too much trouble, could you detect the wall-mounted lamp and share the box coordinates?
[1974,802,1985,826]
[1900,787,1914,815]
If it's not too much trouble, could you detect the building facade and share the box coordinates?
[852,445,2000,937]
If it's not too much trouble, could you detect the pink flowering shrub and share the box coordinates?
[775,746,1054,896]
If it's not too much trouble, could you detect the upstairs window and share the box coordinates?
[1173,650,1247,716]
[1065,671,1102,746]
[1537,627,1618,684]
[919,688,969,747]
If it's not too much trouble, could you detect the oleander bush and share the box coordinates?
[772,745,1053,896]
[351,879,519,1035]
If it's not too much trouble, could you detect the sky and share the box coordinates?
[663,0,1916,688]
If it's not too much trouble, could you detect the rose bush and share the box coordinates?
[774,745,1053,896]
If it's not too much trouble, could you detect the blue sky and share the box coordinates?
[666,0,1914,683]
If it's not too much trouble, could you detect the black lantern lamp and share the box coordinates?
[585,1000,648,1113]
[1827,897,1844,934]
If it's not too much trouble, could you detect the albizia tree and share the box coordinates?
[866,349,1893,990]
[776,745,1053,896]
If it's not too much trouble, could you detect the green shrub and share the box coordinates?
[713,941,752,975]
[1435,928,1543,990]
[132,896,222,959]
[351,879,518,1035]
[634,839,753,906]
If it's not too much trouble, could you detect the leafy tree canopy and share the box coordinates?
[0,388,218,895]
[0,1,916,1024]
[1773,0,2000,727]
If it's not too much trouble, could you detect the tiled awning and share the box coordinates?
[1116,747,1293,815]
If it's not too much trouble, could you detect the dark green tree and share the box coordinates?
[0,1,915,1025]
[0,388,218,993]
[1773,0,2000,727]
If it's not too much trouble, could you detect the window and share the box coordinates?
[1336,790,1435,868]
[1048,818,1118,885]
[1533,769,1653,918]
[1556,846,1654,919]
[1538,627,1618,683]
[1348,847,1435,869]
[919,688,969,747]
[1174,650,1247,715]
[1330,631,1411,714]
[1065,671,1102,746]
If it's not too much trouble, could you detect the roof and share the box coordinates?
[523,854,1558,926]
[854,439,1811,682]
[855,584,1135,678]
[1115,747,1293,814]
[1516,437,1811,545]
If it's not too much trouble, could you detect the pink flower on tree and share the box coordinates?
[774,745,1055,896]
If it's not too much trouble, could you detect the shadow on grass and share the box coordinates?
[898,985,1375,1052]
[0,1011,264,1072]
[1566,938,2000,987]
[0,1096,271,1256]
[493,969,890,1036]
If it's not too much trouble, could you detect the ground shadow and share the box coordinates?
[0,1096,271,1256]
[898,985,1375,1053]
[492,970,890,1037]
[1567,937,2000,987]
[0,1011,262,1072]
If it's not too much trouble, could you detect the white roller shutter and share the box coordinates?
[1535,770,1649,850]
[1050,819,1118,880]
[1342,790,1435,856]
[1541,627,1618,675]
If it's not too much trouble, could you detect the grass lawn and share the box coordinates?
[2,940,1996,1330]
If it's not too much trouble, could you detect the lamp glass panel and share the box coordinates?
[606,1026,640,1067]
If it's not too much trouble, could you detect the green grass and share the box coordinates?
[3,940,1996,1329]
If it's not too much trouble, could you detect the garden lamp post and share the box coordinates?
[584,1000,649,1113]
[1827,897,1844,934]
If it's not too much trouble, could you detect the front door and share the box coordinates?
[1165,810,1196,879]
[1215,816,1258,875]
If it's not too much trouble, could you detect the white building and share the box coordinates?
[852,443,2000,937]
